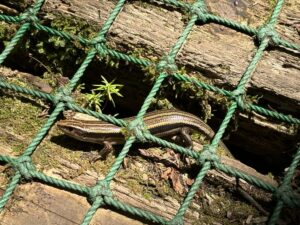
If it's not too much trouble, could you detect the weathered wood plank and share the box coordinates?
[38,0,300,114]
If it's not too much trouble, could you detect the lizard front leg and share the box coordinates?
[87,141,115,162]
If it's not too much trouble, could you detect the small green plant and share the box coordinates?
[84,90,104,112]
[83,76,123,112]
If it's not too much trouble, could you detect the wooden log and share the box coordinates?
[0,140,275,225]
[2,0,299,113]
[38,0,300,113]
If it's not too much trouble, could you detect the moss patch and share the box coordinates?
[0,93,45,155]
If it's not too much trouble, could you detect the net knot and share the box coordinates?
[13,156,35,180]
[88,180,112,203]
[126,118,150,142]
[190,1,208,23]
[53,87,74,105]
[90,36,106,45]
[230,89,246,110]
[20,7,39,23]
[275,184,300,208]
[90,37,106,55]
[94,42,107,57]
[198,145,219,164]
[156,56,178,75]
[256,24,280,46]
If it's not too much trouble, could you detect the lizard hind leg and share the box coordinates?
[178,127,194,166]
[179,127,193,150]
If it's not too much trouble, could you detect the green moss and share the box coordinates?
[143,192,153,200]
[0,76,93,171]
[193,194,259,224]
[0,11,99,76]
[127,179,143,194]
[32,127,113,173]
[268,0,277,8]
[10,142,27,155]
[0,21,17,43]
[25,13,98,75]
[0,92,45,154]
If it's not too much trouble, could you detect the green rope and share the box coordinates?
[277,38,300,51]
[268,0,285,26]
[88,180,112,203]
[0,0,45,64]
[173,162,211,219]
[0,14,21,23]
[22,103,64,157]
[0,79,53,101]
[0,0,299,224]
[12,156,35,180]
[213,162,276,192]
[81,197,104,225]
[53,87,74,105]
[256,24,280,46]
[126,118,150,142]
[0,22,30,64]
[0,172,21,211]
[32,170,89,194]
[268,145,300,224]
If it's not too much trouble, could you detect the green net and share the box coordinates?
[0,0,299,224]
